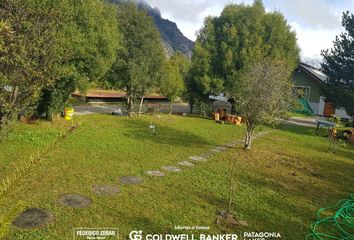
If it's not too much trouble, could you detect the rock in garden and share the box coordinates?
[58,194,92,208]
[146,170,166,177]
[189,156,207,162]
[162,166,182,172]
[93,184,120,196]
[178,161,194,167]
[119,176,144,185]
[12,208,54,229]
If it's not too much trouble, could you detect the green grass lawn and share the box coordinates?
[0,115,353,240]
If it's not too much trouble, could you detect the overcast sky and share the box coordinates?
[144,0,354,60]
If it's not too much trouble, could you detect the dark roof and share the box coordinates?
[298,63,327,83]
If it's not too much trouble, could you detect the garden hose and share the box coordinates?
[306,193,354,239]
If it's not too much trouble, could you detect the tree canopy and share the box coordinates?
[187,0,299,114]
[0,0,70,131]
[321,11,354,120]
[0,0,120,135]
[106,3,166,115]
[36,0,120,119]
[161,53,189,114]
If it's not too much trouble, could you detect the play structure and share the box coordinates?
[294,98,314,116]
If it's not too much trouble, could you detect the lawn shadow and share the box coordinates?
[120,118,214,148]
[122,215,171,235]
[272,123,317,136]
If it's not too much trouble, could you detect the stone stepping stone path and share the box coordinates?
[58,194,92,208]
[210,149,222,153]
[119,176,143,185]
[224,144,235,148]
[216,146,227,151]
[201,152,213,158]
[93,184,120,196]
[10,131,274,230]
[146,170,166,177]
[178,161,194,167]
[217,146,227,149]
[189,156,207,162]
[12,208,54,229]
[162,166,182,172]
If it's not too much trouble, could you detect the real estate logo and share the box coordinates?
[73,228,119,240]
[129,230,143,240]
[129,230,239,240]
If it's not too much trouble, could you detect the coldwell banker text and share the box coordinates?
[129,231,238,240]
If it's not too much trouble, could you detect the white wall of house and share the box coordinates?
[318,97,325,116]
[308,101,319,115]
[335,108,351,119]
[317,96,352,120]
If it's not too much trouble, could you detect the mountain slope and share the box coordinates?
[109,0,194,58]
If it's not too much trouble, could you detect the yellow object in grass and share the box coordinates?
[64,108,74,121]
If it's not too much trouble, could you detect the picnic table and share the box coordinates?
[316,120,336,135]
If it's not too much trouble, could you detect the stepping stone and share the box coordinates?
[225,144,235,148]
[217,146,227,150]
[216,147,227,151]
[189,156,207,162]
[58,194,92,208]
[201,153,213,158]
[119,176,143,185]
[178,161,194,167]
[93,184,120,196]
[146,170,166,177]
[210,149,222,153]
[162,166,182,172]
[13,208,53,229]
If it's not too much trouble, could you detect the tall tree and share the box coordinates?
[36,0,120,120]
[189,0,299,113]
[161,53,189,114]
[185,17,224,114]
[189,0,299,147]
[321,11,354,125]
[0,0,70,135]
[238,60,294,149]
[106,3,166,116]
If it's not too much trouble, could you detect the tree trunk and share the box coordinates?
[10,86,19,105]
[138,96,144,116]
[227,157,237,213]
[126,91,134,117]
[229,98,237,115]
[169,101,173,115]
[244,122,255,150]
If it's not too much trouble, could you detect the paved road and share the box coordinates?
[73,103,191,116]
[281,116,328,128]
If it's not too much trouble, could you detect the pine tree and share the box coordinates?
[321,11,354,125]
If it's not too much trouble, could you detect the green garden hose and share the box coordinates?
[306,193,354,240]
